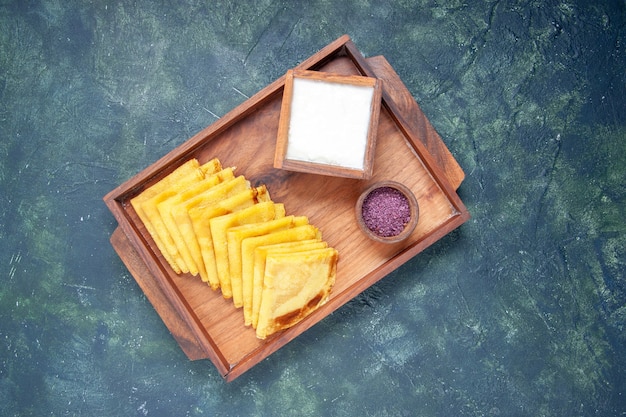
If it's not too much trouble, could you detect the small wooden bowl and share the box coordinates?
[355,181,419,244]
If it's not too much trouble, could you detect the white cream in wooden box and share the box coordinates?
[274,69,382,179]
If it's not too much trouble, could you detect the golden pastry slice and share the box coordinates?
[157,168,237,278]
[223,203,287,307]
[177,174,249,282]
[208,196,279,300]
[226,216,308,311]
[156,170,231,276]
[251,240,328,329]
[141,161,222,273]
[240,223,321,326]
[256,247,338,339]
[191,185,270,290]
[130,158,220,273]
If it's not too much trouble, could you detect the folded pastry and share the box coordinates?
[256,247,338,339]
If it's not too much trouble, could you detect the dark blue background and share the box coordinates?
[1,1,624,415]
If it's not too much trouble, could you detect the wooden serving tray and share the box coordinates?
[104,35,469,382]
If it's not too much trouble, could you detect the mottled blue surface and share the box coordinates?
[1,1,625,416]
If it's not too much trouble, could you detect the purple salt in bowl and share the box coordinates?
[355,181,419,244]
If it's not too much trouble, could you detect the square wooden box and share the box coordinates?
[274,69,382,179]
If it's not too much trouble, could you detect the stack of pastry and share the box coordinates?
[130,158,337,339]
